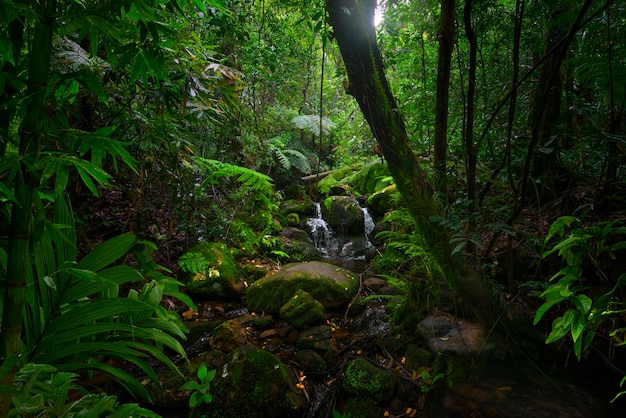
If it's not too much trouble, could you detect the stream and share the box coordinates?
[167,200,624,417]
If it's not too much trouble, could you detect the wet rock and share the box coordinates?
[417,315,487,355]
[209,319,248,352]
[245,261,359,313]
[294,349,327,374]
[279,199,316,217]
[280,290,326,329]
[285,212,300,226]
[363,276,387,291]
[197,345,306,418]
[280,227,312,242]
[366,184,398,216]
[296,325,336,356]
[321,196,365,235]
[280,238,322,262]
[342,357,396,402]
[178,242,243,300]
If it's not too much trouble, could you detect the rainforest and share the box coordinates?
[1,0,625,417]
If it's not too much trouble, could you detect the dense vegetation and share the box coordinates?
[1,0,625,415]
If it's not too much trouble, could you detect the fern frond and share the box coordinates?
[292,115,336,137]
[282,149,311,174]
[196,157,274,192]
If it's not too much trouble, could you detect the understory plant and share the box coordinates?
[1,193,193,411]
[534,216,626,361]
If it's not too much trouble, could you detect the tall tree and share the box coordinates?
[433,0,455,191]
[325,0,497,326]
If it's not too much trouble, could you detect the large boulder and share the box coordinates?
[197,345,305,418]
[321,196,364,235]
[246,261,359,313]
[178,242,243,300]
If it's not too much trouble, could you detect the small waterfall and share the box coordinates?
[362,207,375,245]
[307,203,332,255]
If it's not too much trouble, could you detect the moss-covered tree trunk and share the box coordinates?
[325,0,497,326]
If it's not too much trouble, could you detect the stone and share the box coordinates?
[296,325,336,357]
[279,199,317,217]
[342,357,396,402]
[366,184,398,216]
[417,315,487,355]
[321,196,364,235]
[279,290,326,329]
[197,345,305,418]
[178,242,243,300]
[285,212,300,227]
[209,319,248,352]
[245,261,359,314]
[294,349,327,374]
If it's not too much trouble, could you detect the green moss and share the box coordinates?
[203,346,304,418]
[342,357,396,402]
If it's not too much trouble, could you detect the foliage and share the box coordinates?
[292,114,336,137]
[5,363,159,417]
[15,194,189,402]
[179,363,216,410]
[533,216,626,361]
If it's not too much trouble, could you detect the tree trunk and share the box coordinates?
[326,0,497,327]
[0,0,56,413]
[433,0,455,190]
[463,0,477,213]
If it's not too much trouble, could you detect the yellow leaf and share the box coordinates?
[498,386,512,391]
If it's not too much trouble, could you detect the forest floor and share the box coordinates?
[71,173,626,416]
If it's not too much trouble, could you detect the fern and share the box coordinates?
[292,114,336,137]
[195,157,274,192]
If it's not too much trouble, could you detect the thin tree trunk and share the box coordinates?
[463,0,477,213]
[433,0,455,192]
[326,0,497,327]
[0,0,56,413]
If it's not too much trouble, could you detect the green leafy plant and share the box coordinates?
[533,216,626,360]
[16,194,190,402]
[5,363,159,417]
[419,369,445,394]
[179,363,216,409]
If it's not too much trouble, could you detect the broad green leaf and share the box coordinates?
[545,316,569,344]
[533,297,565,325]
[77,233,137,272]
[570,311,586,343]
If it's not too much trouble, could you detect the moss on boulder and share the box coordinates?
[246,261,359,314]
[199,345,305,418]
[280,289,326,329]
[342,357,396,402]
[321,196,364,235]
[178,242,243,300]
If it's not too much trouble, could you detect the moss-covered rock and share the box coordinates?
[199,345,306,418]
[294,349,327,374]
[209,319,248,352]
[280,238,322,262]
[279,199,316,217]
[342,357,396,402]
[285,212,300,227]
[321,196,364,235]
[366,184,398,216]
[178,242,243,300]
[280,290,326,329]
[245,261,359,313]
